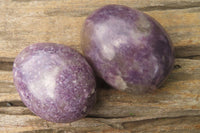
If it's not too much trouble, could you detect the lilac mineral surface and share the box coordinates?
[13,43,96,123]
[81,5,174,94]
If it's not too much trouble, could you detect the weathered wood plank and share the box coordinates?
[0,0,200,60]
[1,114,200,133]
[0,59,200,132]
[175,45,200,58]
[0,70,13,83]
[1,0,200,132]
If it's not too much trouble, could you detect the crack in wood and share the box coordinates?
[0,101,25,107]
[138,1,200,11]
[122,115,200,132]
[0,61,13,71]
[177,55,200,60]
[1,54,200,71]
[175,45,200,58]
[86,115,135,119]
[10,0,200,12]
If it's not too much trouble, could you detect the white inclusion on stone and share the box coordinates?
[21,57,35,73]
[101,44,115,61]
[148,55,159,77]
[27,67,59,99]
[13,63,16,67]
[22,55,60,100]
[91,88,95,94]
[83,106,87,112]
[112,35,128,48]
[41,67,59,98]
[21,57,24,61]
[154,65,159,75]
[151,55,159,74]
[72,80,77,84]
[131,14,151,45]
[114,76,127,90]
[29,46,33,49]
[138,14,151,31]
[14,71,17,77]
[95,23,115,61]
[94,18,129,61]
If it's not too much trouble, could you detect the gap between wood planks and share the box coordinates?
[8,0,200,11]
[1,0,200,60]
[0,56,200,132]
[0,0,200,132]
[0,44,200,71]
[1,58,200,117]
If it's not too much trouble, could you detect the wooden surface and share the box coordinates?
[0,0,200,132]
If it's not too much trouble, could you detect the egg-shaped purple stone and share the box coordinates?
[13,43,96,123]
[81,5,174,94]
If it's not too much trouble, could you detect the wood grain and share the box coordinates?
[1,59,200,132]
[0,0,200,61]
[0,0,200,132]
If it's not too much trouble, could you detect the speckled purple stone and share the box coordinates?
[13,43,96,123]
[81,5,174,94]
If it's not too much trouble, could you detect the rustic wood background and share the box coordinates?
[0,0,200,132]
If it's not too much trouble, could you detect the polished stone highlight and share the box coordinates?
[81,5,174,94]
[13,43,96,123]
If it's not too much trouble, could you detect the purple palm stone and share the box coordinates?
[81,5,174,94]
[13,43,96,123]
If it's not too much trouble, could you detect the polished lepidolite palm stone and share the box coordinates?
[81,5,174,94]
[13,43,96,123]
